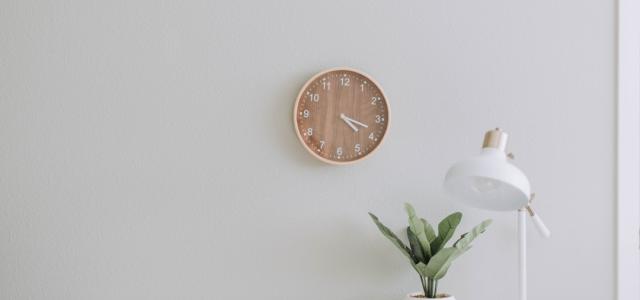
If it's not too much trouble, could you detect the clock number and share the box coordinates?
[303,109,310,118]
[306,128,313,136]
[354,144,361,153]
[368,132,375,140]
[336,147,343,156]
[308,93,319,102]
[340,77,350,87]
[371,96,380,105]
[375,115,383,123]
[322,81,330,90]
[319,140,325,149]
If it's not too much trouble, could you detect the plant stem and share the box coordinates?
[433,280,438,298]
[420,276,428,297]
[426,278,438,298]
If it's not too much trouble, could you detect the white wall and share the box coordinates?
[0,1,615,299]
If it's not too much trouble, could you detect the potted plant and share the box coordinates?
[369,203,492,299]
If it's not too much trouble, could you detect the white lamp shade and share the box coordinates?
[444,148,531,211]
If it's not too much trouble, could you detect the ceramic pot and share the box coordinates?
[404,292,456,300]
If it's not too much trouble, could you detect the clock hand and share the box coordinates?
[340,113,359,132]
[343,115,369,128]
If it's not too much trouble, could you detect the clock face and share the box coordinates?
[293,68,389,164]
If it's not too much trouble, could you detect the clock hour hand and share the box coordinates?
[340,113,359,132]
[343,115,368,128]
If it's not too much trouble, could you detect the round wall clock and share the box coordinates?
[293,67,390,164]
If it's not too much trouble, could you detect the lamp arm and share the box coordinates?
[526,205,551,238]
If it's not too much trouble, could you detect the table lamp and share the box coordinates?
[443,128,550,300]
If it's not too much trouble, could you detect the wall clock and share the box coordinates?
[293,67,390,164]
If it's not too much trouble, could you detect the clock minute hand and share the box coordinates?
[340,114,359,132]
[343,115,369,128]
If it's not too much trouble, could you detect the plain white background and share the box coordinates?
[0,0,615,299]
[617,0,640,297]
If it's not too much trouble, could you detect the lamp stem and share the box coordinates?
[518,209,527,300]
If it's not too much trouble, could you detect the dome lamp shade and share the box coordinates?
[444,128,531,211]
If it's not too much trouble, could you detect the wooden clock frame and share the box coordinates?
[292,67,390,165]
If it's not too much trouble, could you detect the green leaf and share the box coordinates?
[404,203,432,258]
[424,247,461,280]
[368,213,414,264]
[453,219,492,251]
[421,218,437,243]
[407,227,426,263]
[431,212,463,253]
[425,219,493,280]
[414,262,430,277]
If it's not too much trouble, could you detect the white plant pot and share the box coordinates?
[404,292,456,300]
